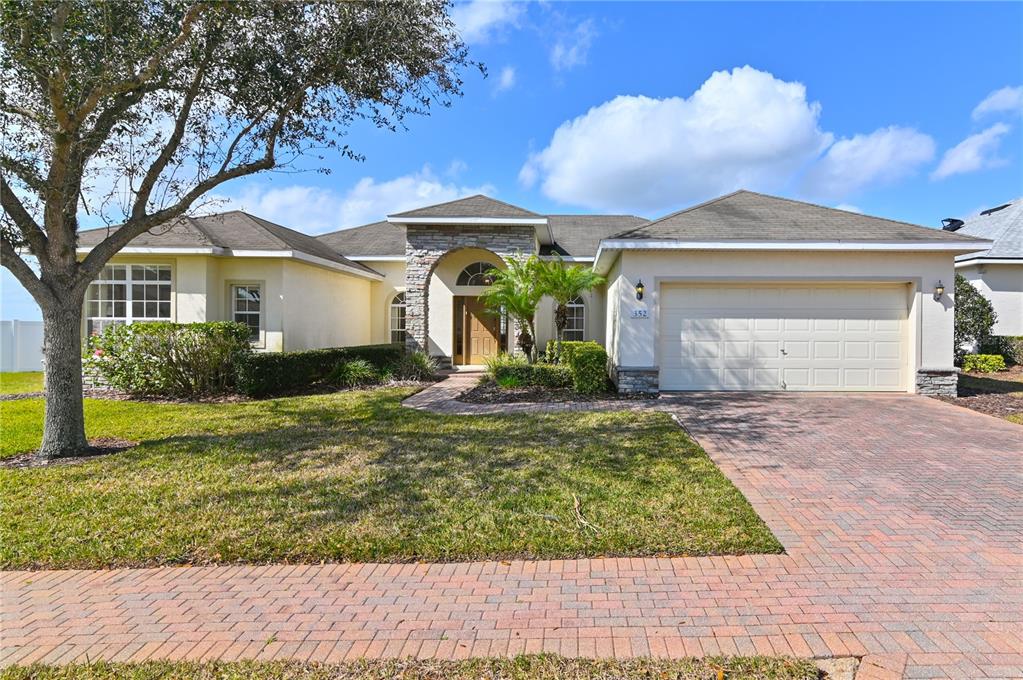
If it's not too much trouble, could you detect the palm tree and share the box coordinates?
[538,256,605,362]
[479,255,545,362]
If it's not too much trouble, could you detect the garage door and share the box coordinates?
[659,283,908,391]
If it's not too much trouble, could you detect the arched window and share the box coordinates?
[390,292,406,343]
[456,262,497,286]
[564,296,585,341]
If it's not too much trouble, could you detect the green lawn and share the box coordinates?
[0,388,781,569]
[0,656,820,680]
[0,371,43,394]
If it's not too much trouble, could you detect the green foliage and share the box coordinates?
[538,257,605,359]
[981,336,1023,366]
[392,351,438,381]
[569,344,610,394]
[234,344,403,397]
[496,374,523,389]
[85,322,251,397]
[954,274,998,363]
[479,256,545,361]
[485,353,573,388]
[327,359,380,388]
[545,340,602,366]
[962,354,1007,373]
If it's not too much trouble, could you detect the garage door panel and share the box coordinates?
[659,283,908,392]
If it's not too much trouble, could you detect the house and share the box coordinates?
[76,190,990,396]
[945,199,1022,337]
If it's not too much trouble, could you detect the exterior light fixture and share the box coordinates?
[933,281,945,300]
[635,280,645,301]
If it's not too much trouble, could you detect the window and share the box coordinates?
[564,296,585,341]
[85,264,171,336]
[456,262,497,286]
[232,284,262,342]
[390,292,406,343]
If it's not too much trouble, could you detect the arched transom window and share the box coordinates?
[390,292,406,343]
[565,296,585,341]
[456,262,497,286]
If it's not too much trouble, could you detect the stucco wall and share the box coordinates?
[282,260,371,351]
[959,263,1023,336]
[534,287,606,350]
[213,258,285,351]
[606,249,956,391]
[428,248,507,359]
[362,260,408,345]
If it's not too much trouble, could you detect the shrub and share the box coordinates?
[496,374,523,389]
[981,336,1023,366]
[485,353,573,388]
[85,322,251,397]
[393,351,438,381]
[544,339,602,365]
[568,344,609,394]
[235,343,403,397]
[962,354,1007,373]
[954,274,997,364]
[327,359,380,388]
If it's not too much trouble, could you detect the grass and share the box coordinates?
[0,656,821,680]
[0,389,781,569]
[0,371,42,394]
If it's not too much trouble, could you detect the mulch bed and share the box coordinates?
[935,367,1023,421]
[458,380,657,404]
[0,437,138,469]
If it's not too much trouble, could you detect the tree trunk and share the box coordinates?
[39,302,89,460]
[554,303,567,363]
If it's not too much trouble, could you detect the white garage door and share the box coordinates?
[659,283,908,391]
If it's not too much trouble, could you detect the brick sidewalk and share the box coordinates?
[2,383,1022,679]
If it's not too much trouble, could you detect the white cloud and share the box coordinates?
[450,0,524,45]
[550,19,598,71]
[972,86,1023,120]
[802,126,935,201]
[520,66,832,212]
[212,166,494,233]
[494,66,516,94]
[834,204,862,214]
[931,123,1011,180]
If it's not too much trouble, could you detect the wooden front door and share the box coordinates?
[463,297,501,364]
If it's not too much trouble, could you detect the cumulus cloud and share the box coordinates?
[211,167,494,233]
[494,66,516,94]
[550,19,598,71]
[931,123,1011,180]
[972,86,1023,120]
[520,66,832,212]
[450,0,524,45]
[802,126,935,201]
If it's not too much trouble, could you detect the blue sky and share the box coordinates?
[3,1,1022,320]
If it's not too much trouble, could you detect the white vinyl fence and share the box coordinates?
[0,320,44,372]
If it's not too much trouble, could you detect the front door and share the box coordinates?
[463,297,501,364]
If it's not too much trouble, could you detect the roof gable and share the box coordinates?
[614,190,986,243]
[389,194,541,219]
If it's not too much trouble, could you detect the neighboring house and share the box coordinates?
[76,190,989,396]
[945,199,1023,337]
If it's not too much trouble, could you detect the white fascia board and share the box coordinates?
[955,257,1021,267]
[76,246,222,255]
[387,216,548,226]
[348,255,406,262]
[229,249,383,280]
[539,256,594,263]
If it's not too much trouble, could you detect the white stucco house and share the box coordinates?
[76,190,990,396]
[946,199,1022,337]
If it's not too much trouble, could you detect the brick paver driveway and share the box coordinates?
[2,392,1021,679]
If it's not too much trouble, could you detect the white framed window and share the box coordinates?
[564,296,585,341]
[85,264,171,336]
[456,262,497,286]
[231,284,263,343]
[390,292,406,343]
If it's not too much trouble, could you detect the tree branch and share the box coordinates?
[0,173,48,255]
[1,236,55,309]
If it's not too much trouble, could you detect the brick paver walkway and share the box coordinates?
[2,379,1021,679]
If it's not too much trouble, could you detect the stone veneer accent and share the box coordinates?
[404,225,537,359]
[613,367,659,394]
[915,368,959,397]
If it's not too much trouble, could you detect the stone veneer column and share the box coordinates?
[404,225,537,359]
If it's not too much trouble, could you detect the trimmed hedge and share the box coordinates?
[235,343,403,397]
[545,339,601,365]
[85,322,251,397]
[962,354,1007,373]
[486,354,573,388]
[569,344,609,394]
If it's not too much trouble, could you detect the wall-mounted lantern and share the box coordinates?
[635,280,645,301]
[933,281,945,301]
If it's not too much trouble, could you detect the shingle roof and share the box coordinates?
[77,211,379,276]
[318,214,648,259]
[612,190,987,243]
[954,199,1023,261]
[389,194,541,219]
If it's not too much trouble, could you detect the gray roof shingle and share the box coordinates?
[77,211,380,276]
[317,221,406,257]
[612,190,987,243]
[389,194,541,219]
[954,199,1023,261]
